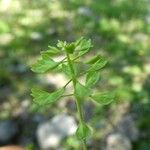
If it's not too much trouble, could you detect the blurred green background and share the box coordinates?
[0,0,150,150]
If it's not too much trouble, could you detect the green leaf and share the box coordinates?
[91,92,115,105]
[74,81,91,99]
[86,71,100,87]
[76,38,93,51]
[31,88,65,105]
[62,64,78,78]
[86,55,101,64]
[61,64,72,78]
[75,38,93,58]
[76,123,91,140]
[65,43,75,54]
[78,49,89,57]
[75,37,84,46]
[31,54,59,73]
[89,57,107,71]
[41,46,60,56]
[61,63,77,78]
[57,40,66,48]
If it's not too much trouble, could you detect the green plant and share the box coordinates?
[31,37,115,150]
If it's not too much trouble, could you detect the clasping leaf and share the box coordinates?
[76,123,92,140]
[74,81,91,99]
[31,88,65,106]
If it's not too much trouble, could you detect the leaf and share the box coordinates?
[76,38,92,57]
[61,64,72,78]
[78,49,89,57]
[31,87,65,105]
[76,123,92,140]
[74,81,91,99]
[75,37,84,46]
[57,40,66,48]
[86,71,100,87]
[31,54,59,73]
[91,92,115,105]
[76,38,93,52]
[61,63,77,78]
[86,55,101,64]
[89,57,107,71]
[41,46,60,56]
[65,43,75,54]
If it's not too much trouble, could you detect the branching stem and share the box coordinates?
[65,51,87,150]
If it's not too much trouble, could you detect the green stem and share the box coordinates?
[61,94,74,97]
[65,52,87,150]
[83,140,87,150]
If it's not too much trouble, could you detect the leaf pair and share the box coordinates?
[74,81,114,105]
[31,38,93,74]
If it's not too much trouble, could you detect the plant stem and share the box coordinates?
[83,139,87,150]
[64,79,72,88]
[61,94,74,97]
[65,52,87,150]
